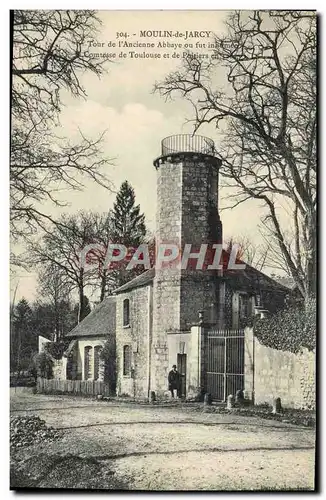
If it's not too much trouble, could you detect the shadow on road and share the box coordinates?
[55,420,314,432]
[94,444,315,462]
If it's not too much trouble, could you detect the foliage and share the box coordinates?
[111,181,146,245]
[110,181,147,287]
[43,341,70,360]
[34,352,53,378]
[155,11,316,300]
[100,340,116,388]
[31,300,77,340]
[10,298,37,373]
[253,297,316,353]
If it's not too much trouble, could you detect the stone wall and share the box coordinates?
[244,327,315,409]
[116,285,152,398]
[52,358,67,380]
[152,154,222,396]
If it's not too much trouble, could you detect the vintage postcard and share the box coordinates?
[10,9,317,491]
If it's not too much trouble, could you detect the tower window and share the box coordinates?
[123,298,130,326]
[123,345,131,376]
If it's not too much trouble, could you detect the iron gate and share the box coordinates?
[205,328,245,401]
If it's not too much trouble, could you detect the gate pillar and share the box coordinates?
[189,319,207,398]
[244,326,255,402]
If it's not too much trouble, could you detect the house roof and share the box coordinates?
[223,262,290,293]
[65,296,116,339]
[272,276,297,290]
[112,252,289,295]
[113,268,155,294]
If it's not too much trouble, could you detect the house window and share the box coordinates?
[84,346,92,380]
[123,298,130,326]
[123,345,131,376]
[93,345,103,381]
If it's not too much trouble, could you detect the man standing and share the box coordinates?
[168,364,180,398]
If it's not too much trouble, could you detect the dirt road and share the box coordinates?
[10,391,315,490]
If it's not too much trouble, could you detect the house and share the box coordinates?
[62,134,289,400]
[63,296,116,383]
[113,259,289,400]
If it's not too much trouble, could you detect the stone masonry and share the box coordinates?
[151,148,223,396]
[116,285,152,398]
[244,327,315,410]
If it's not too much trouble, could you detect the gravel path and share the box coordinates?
[10,391,315,490]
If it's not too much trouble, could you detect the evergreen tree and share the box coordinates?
[110,181,147,287]
[111,181,146,246]
[10,298,36,374]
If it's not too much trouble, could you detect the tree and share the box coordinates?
[37,262,73,338]
[224,236,269,271]
[33,351,53,379]
[30,211,97,323]
[85,211,116,302]
[11,298,36,374]
[11,10,113,243]
[73,295,92,323]
[111,181,146,246]
[31,300,77,341]
[110,181,147,286]
[154,11,316,300]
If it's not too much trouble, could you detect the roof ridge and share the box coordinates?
[113,268,155,294]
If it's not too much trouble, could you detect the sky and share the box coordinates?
[11,10,291,303]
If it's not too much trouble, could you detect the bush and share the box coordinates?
[254,297,316,353]
[34,352,53,378]
[44,341,70,360]
[100,340,116,389]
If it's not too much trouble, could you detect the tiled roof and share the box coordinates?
[113,268,155,294]
[112,252,289,295]
[65,296,116,338]
[224,262,290,293]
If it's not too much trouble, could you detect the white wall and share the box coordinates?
[77,338,106,381]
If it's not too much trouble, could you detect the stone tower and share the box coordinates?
[151,134,223,395]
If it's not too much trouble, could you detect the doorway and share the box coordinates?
[177,353,187,398]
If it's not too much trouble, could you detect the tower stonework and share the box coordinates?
[152,135,222,395]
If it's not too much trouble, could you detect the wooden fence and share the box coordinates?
[37,378,111,397]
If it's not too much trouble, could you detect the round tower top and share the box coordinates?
[162,134,214,156]
[153,134,220,169]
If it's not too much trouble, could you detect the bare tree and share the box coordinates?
[11,10,114,242]
[30,211,98,323]
[154,11,316,300]
[84,211,116,301]
[224,236,269,272]
[37,262,73,338]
